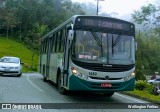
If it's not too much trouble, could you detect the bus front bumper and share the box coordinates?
[68,75,135,92]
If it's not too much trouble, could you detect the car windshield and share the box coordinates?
[0,57,19,64]
[155,79,160,81]
[72,30,135,65]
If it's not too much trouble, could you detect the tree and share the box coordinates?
[0,0,85,50]
[132,1,160,79]
[2,8,18,37]
[132,1,160,35]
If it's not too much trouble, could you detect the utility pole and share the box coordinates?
[95,0,105,15]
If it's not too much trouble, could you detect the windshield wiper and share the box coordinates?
[112,34,122,47]
[90,28,104,57]
[90,29,102,47]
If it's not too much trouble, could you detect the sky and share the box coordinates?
[71,0,155,20]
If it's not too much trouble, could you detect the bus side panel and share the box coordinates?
[40,54,47,76]
[49,53,57,83]
[49,53,63,84]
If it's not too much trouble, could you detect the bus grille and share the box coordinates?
[89,77,122,80]
[72,59,134,72]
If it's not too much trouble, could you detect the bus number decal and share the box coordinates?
[89,72,97,76]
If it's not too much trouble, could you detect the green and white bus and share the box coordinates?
[39,15,136,96]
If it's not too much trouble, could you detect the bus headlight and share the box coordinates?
[71,67,78,74]
[72,69,78,74]
[71,67,88,80]
[131,72,135,77]
[124,72,135,81]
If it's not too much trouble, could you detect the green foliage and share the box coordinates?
[134,30,160,79]
[135,80,147,90]
[135,80,154,94]
[0,0,85,50]
[0,37,39,72]
[127,89,160,104]
[132,1,160,79]
[132,4,156,24]
[144,83,154,94]
[135,69,146,81]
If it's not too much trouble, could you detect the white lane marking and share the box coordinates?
[115,93,146,103]
[26,75,44,93]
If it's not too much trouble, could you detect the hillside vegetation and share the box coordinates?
[0,37,39,72]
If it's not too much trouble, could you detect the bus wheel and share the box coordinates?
[103,92,114,97]
[43,73,48,82]
[43,65,48,82]
[58,74,67,95]
[43,75,48,82]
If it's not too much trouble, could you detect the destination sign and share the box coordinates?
[75,17,134,32]
[82,18,123,30]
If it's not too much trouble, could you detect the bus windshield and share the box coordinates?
[72,30,135,65]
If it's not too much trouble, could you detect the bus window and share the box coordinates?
[51,34,55,53]
[56,31,62,52]
[43,41,45,53]
[45,39,49,53]
[61,29,66,52]
[54,32,58,52]
[59,30,63,52]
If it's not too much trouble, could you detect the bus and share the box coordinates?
[39,15,136,96]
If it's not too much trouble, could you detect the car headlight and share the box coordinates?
[71,67,88,80]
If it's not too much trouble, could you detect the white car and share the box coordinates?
[0,56,23,77]
[148,78,160,94]
[148,78,160,84]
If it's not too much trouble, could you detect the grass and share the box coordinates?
[0,37,39,72]
[122,89,160,104]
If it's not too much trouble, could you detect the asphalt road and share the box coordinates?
[0,73,159,112]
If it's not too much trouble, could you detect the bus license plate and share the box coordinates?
[101,83,112,87]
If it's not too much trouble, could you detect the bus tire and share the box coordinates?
[58,74,67,95]
[103,92,114,97]
[43,65,48,82]
[43,75,47,82]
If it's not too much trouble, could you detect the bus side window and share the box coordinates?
[56,32,60,52]
[46,39,49,53]
[51,34,55,53]
[49,37,52,53]
[59,30,63,52]
[43,40,45,54]
[61,29,66,52]
[41,40,44,54]
[54,32,58,52]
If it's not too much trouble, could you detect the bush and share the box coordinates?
[135,80,147,90]
[144,83,154,94]
[135,80,155,94]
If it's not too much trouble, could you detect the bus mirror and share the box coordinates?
[68,30,74,40]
